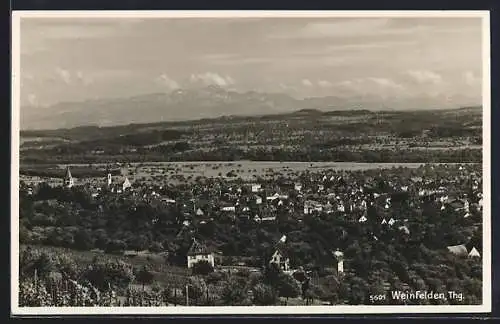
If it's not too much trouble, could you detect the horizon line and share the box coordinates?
[20,105,482,133]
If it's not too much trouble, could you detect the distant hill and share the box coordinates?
[20,85,482,130]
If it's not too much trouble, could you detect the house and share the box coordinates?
[388,218,396,226]
[358,215,367,223]
[337,203,345,212]
[221,205,236,212]
[294,183,303,192]
[255,195,263,205]
[196,208,204,217]
[122,177,132,191]
[398,225,410,236]
[447,244,468,257]
[304,200,323,215]
[269,236,290,272]
[261,215,277,222]
[267,193,280,201]
[251,184,262,193]
[63,166,74,188]
[468,247,481,258]
[187,239,215,269]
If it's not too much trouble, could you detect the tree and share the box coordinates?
[184,277,207,306]
[73,228,94,251]
[191,260,214,276]
[149,241,164,253]
[277,273,301,302]
[253,283,278,306]
[20,249,54,279]
[263,262,281,286]
[347,277,369,305]
[221,277,249,306]
[105,239,127,254]
[82,260,135,291]
[136,265,155,291]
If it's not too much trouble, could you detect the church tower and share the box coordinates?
[64,166,74,188]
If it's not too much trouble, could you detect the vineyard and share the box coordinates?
[17,246,288,307]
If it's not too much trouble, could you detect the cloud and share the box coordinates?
[317,80,333,88]
[301,79,314,87]
[270,18,429,40]
[54,68,94,86]
[76,70,93,85]
[300,79,333,88]
[407,70,443,85]
[367,77,404,90]
[464,71,481,86]
[56,67,72,84]
[335,77,406,98]
[156,74,180,90]
[190,72,235,87]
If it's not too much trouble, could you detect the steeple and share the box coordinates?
[64,166,74,188]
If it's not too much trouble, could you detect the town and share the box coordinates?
[19,160,483,306]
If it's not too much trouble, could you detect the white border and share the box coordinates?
[11,10,491,316]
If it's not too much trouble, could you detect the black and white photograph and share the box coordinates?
[11,11,491,315]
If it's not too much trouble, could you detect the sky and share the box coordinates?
[19,15,484,110]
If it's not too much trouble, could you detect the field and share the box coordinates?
[19,107,483,165]
[20,161,450,186]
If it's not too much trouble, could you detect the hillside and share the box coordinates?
[19,106,482,166]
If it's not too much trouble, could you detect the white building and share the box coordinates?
[187,239,215,269]
[63,166,74,188]
[221,206,236,212]
[468,247,481,258]
[122,177,132,191]
[333,250,344,275]
[269,248,290,272]
[251,184,262,193]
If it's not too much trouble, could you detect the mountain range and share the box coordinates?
[20,85,481,130]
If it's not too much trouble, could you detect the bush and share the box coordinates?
[135,265,155,289]
[81,260,135,292]
[191,260,214,276]
[221,277,251,306]
[252,283,278,305]
[73,229,94,251]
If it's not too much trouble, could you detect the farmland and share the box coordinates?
[19,107,482,165]
[21,161,448,187]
